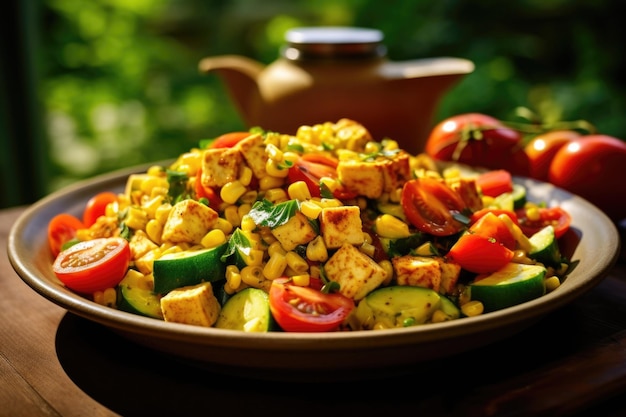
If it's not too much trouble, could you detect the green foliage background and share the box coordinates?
[39,0,626,192]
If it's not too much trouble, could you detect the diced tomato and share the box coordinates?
[287,156,356,199]
[269,278,354,332]
[209,131,250,148]
[52,237,131,294]
[194,168,223,209]
[401,178,467,236]
[475,169,513,198]
[83,192,118,227]
[469,211,516,250]
[516,206,572,239]
[48,213,85,258]
[447,233,514,274]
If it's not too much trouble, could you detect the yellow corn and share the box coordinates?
[263,251,288,280]
[221,180,247,204]
[264,188,288,203]
[379,259,394,285]
[268,241,286,257]
[201,229,227,248]
[225,265,242,291]
[288,181,312,201]
[306,236,328,262]
[240,214,256,232]
[461,300,484,317]
[145,219,163,244]
[125,206,149,230]
[265,143,283,162]
[240,265,265,288]
[154,204,172,224]
[431,309,453,323]
[291,274,310,287]
[93,287,117,308]
[214,218,233,235]
[360,242,376,258]
[375,214,410,239]
[545,276,561,292]
[285,251,308,274]
[300,200,322,219]
[525,206,541,221]
[259,175,284,190]
[238,166,253,186]
[141,195,164,219]
[224,205,241,227]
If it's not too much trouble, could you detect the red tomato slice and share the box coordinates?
[475,169,513,198]
[469,211,516,250]
[269,278,354,332]
[83,192,118,227]
[470,208,519,225]
[515,206,572,239]
[48,213,85,258]
[287,157,356,199]
[52,237,131,294]
[209,131,251,148]
[401,178,467,236]
[447,233,514,274]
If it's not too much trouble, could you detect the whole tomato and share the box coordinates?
[524,130,581,181]
[425,113,530,176]
[548,135,626,222]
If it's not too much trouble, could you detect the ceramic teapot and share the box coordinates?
[199,27,474,155]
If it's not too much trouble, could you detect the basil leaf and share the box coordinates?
[247,199,299,229]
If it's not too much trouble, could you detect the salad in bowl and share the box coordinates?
[47,119,577,333]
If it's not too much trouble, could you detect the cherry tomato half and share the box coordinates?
[194,167,223,209]
[475,169,513,198]
[548,135,626,222]
[515,206,572,239]
[425,113,530,176]
[469,211,516,250]
[287,156,357,199]
[447,233,514,274]
[268,278,355,332]
[209,131,251,148]
[48,213,85,258]
[83,192,118,227]
[401,178,467,236]
[524,130,580,181]
[52,237,131,294]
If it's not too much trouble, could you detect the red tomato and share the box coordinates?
[268,278,354,332]
[548,135,626,222]
[83,192,118,227]
[52,237,131,294]
[194,168,223,209]
[209,131,250,148]
[447,233,514,274]
[475,169,513,197]
[469,211,516,250]
[48,213,85,258]
[425,113,530,176]
[515,206,572,239]
[287,156,356,199]
[524,130,580,181]
[401,178,467,236]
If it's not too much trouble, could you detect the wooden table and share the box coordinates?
[2,205,626,417]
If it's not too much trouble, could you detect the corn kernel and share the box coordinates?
[291,274,310,287]
[259,175,284,190]
[306,236,328,262]
[375,214,410,239]
[240,214,256,232]
[379,259,393,285]
[300,200,322,219]
[224,205,241,227]
[154,204,172,224]
[220,180,247,204]
[431,309,453,323]
[240,265,265,288]
[125,207,148,230]
[268,241,287,257]
[461,300,484,317]
[201,229,227,248]
[265,143,284,161]
[214,218,233,235]
[145,219,163,244]
[263,251,288,280]
[264,188,288,203]
[285,251,308,273]
[288,181,312,201]
[238,166,253,186]
[545,276,561,292]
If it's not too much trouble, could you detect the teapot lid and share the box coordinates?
[282,27,387,61]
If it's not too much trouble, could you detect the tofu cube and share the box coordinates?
[129,229,158,260]
[319,206,364,249]
[392,255,442,291]
[160,282,221,327]
[337,160,384,199]
[392,255,461,294]
[236,133,267,179]
[161,199,218,244]
[324,243,388,301]
[380,151,412,193]
[271,211,317,251]
[201,147,242,188]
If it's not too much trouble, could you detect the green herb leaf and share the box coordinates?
[247,199,299,229]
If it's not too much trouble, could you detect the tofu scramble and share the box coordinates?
[49,119,576,332]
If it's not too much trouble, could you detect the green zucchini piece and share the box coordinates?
[528,225,562,268]
[153,243,227,295]
[470,263,546,312]
[351,285,459,330]
[512,183,527,209]
[117,270,163,319]
[215,288,272,332]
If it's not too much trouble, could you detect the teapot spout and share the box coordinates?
[198,55,265,125]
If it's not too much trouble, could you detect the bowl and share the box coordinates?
[7,163,620,381]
